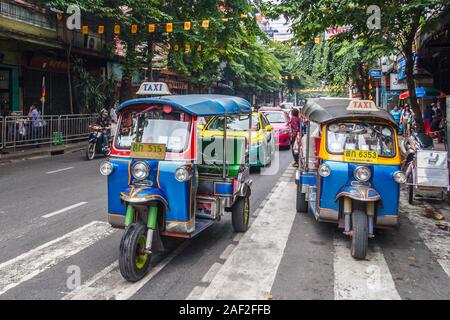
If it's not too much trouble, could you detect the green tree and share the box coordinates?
[264,0,449,131]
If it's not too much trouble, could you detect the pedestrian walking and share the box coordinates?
[28,104,43,147]
[390,104,402,127]
[401,104,414,137]
[430,104,443,133]
[289,108,301,167]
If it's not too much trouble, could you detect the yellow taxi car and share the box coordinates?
[200,112,274,168]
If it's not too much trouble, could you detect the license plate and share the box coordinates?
[130,143,166,160]
[344,150,378,164]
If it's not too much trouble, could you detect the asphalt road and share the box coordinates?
[0,148,450,300]
[0,148,293,299]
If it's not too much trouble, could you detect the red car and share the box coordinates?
[260,107,291,149]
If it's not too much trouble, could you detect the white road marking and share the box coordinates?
[0,221,115,296]
[195,180,296,299]
[333,235,401,300]
[42,202,88,219]
[63,240,190,300]
[219,244,235,260]
[186,286,207,300]
[200,262,223,284]
[400,197,450,279]
[46,167,74,174]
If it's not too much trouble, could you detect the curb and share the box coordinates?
[0,142,86,163]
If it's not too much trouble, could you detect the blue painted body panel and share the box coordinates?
[300,173,317,186]
[319,160,400,217]
[214,181,234,197]
[117,94,251,116]
[107,158,131,215]
[107,157,194,223]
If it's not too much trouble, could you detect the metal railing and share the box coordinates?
[0,114,97,152]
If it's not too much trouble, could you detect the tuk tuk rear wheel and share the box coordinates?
[119,223,151,282]
[351,210,368,260]
[232,195,250,232]
[296,183,308,213]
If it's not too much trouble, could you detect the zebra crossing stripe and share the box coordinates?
[0,221,116,296]
[400,197,450,279]
[333,235,401,300]
[63,240,190,300]
[195,180,296,299]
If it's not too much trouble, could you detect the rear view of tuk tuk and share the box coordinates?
[100,94,253,282]
[295,98,406,259]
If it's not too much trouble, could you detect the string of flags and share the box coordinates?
[272,75,300,81]
[75,14,251,36]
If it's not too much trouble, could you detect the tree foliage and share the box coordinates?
[263,0,449,130]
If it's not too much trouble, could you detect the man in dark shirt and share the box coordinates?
[95,108,112,150]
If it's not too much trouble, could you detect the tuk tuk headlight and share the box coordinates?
[132,161,150,180]
[100,161,113,176]
[354,166,371,182]
[318,164,331,177]
[175,166,193,182]
[393,171,407,184]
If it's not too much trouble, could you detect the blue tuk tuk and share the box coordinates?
[100,95,253,281]
[295,98,406,259]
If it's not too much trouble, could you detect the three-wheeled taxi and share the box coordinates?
[295,98,406,259]
[100,95,253,281]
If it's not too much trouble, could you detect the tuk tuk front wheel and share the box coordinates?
[351,210,368,260]
[119,223,151,282]
[232,195,250,232]
[296,183,308,213]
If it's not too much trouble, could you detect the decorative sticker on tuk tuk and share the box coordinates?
[344,149,378,164]
[130,142,166,160]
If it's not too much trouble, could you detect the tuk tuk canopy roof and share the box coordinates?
[116,94,251,116]
[302,98,398,127]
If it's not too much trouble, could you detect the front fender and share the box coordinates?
[120,186,169,210]
[335,185,381,202]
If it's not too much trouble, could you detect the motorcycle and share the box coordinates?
[86,125,111,160]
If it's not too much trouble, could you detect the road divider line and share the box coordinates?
[42,202,88,219]
[333,235,401,300]
[219,244,235,260]
[195,180,297,300]
[200,262,223,284]
[63,240,190,300]
[0,221,115,296]
[46,167,74,174]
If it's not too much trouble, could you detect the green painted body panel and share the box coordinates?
[147,206,158,229]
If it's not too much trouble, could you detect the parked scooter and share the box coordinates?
[86,125,110,160]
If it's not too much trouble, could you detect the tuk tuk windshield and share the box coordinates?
[116,107,191,153]
[207,115,259,131]
[326,122,395,157]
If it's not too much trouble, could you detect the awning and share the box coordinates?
[399,87,445,100]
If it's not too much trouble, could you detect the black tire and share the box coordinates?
[86,142,96,160]
[407,173,414,205]
[232,195,250,232]
[296,183,308,213]
[119,223,151,282]
[351,210,368,260]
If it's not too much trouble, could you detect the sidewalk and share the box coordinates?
[0,141,86,163]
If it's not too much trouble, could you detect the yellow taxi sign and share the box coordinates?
[347,100,379,111]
